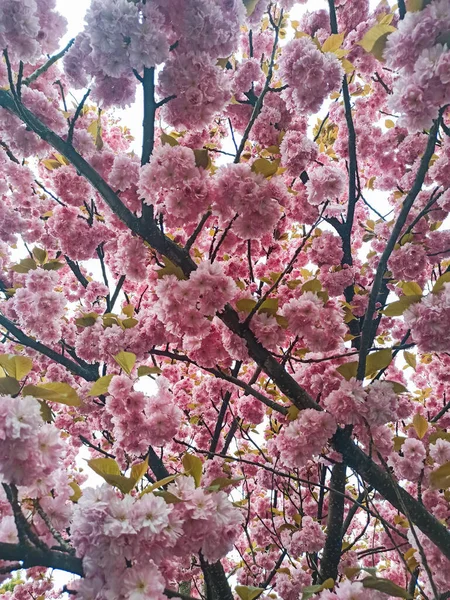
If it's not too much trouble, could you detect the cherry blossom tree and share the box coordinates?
[1,1,450,599]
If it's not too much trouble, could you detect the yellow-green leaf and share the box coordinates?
[22,382,81,407]
[235,586,264,600]
[430,462,450,489]
[113,351,136,375]
[32,247,48,264]
[42,259,65,271]
[321,33,345,53]
[404,351,417,370]
[130,457,149,485]
[69,481,82,502]
[251,157,279,178]
[432,271,450,294]
[87,458,133,494]
[412,413,428,439]
[0,377,20,395]
[399,281,422,296]
[193,148,210,169]
[42,159,62,171]
[382,295,422,316]
[137,365,162,377]
[242,0,261,17]
[385,119,395,128]
[362,577,411,599]
[182,453,203,487]
[365,348,392,377]
[122,305,134,318]
[276,314,289,329]
[141,475,178,495]
[75,312,99,327]
[357,24,396,61]
[206,476,244,492]
[258,298,278,316]
[302,279,322,294]
[236,298,257,313]
[161,132,179,147]
[393,436,407,452]
[336,362,358,381]
[39,400,53,423]
[0,355,33,380]
[122,317,139,329]
[386,381,408,394]
[406,0,423,11]
[156,256,186,280]
[11,258,37,273]
[88,374,114,397]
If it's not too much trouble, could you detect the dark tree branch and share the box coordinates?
[23,39,75,86]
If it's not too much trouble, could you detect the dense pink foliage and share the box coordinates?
[0,1,450,600]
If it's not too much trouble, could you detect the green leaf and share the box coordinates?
[182,453,203,487]
[302,585,324,600]
[11,258,37,274]
[22,382,81,407]
[258,298,278,316]
[130,457,149,484]
[242,0,262,17]
[336,362,358,381]
[276,314,289,329]
[235,586,264,600]
[156,256,186,280]
[0,355,33,380]
[141,475,178,495]
[137,365,162,377]
[382,295,422,316]
[0,377,20,395]
[362,577,412,599]
[302,279,322,294]
[357,24,396,61]
[122,318,139,329]
[251,157,279,178]
[404,351,417,370]
[42,259,65,271]
[412,413,428,439]
[113,351,136,375]
[206,476,244,492]
[75,312,99,327]
[236,298,257,313]
[161,132,179,146]
[39,400,54,423]
[32,247,48,265]
[365,348,392,377]
[399,281,422,296]
[432,272,450,294]
[87,457,134,494]
[321,32,345,53]
[193,148,210,169]
[88,374,114,397]
[430,461,450,489]
[69,481,82,502]
[154,490,183,503]
[386,381,408,394]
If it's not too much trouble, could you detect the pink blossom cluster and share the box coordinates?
[306,165,347,207]
[153,262,237,341]
[324,380,399,427]
[279,37,344,114]
[6,269,66,343]
[276,409,336,468]
[404,283,450,352]
[281,292,347,352]
[280,131,318,177]
[213,163,281,239]
[138,145,210,226]
[106,376,182,454]
[72,476,243,600]
[158,52,232,131]
[385,0,450,131]
[309,232,344,267]
[0,394,64,489]
[289,516,326,556]
[317,579,388,600]
[0,0,67,63]
[389,438,426,482]
[407,528,450,595]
